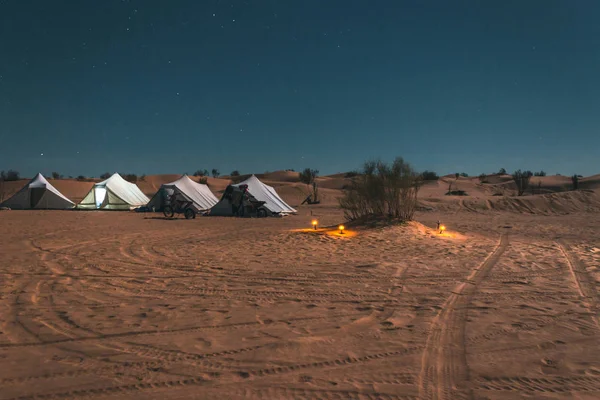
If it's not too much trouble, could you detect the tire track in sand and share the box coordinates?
[556,239,599,328]
[418,233,509,400]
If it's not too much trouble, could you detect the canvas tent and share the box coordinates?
[77,173,149,210]
[0,173,74,209]
[146,175,218,212]
[209,174,296,216]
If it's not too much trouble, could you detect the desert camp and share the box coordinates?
[2,1,600,399]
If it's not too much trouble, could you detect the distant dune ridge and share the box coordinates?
[1,171,599,214]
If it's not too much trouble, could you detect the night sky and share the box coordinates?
[1,1,599,178]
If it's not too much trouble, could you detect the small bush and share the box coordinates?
[211,169,220,178]
[193,169,208,177]
[230,170,240,177]
[534,171,546,177]
[478,173,488,183]
[122,174,138,183]
[51,172,62,180]
[446,190,468,196]
[339,157,422,221]
[421,170,439,181]
[100,172,111,180]
[498,168,506,175]
[460,172,469,177]
[76,175,87,181]
[198,176,208,184]
[139,174,146,181]
[344,171,359,178]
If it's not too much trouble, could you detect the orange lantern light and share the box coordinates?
[439,225,446,234]
[312,220,318,230]
[339,225,345,234]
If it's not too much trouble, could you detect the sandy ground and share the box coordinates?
[1,202,599,400]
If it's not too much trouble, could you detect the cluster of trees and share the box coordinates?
[339,157,421,221]
[0,170,20,181]
[193,169,221,178]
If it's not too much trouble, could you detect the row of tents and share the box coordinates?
[1,173,297,216]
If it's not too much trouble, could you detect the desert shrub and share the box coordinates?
[193,169,208,177]
[344,171,359,178]
[51,172,62,180]
[460,172,469,177]
[478,173,488,183]
[198,176,208,184]
[285,168,295,172]
[230,170,240,177]
[211,168,220,178]
[299,168,318,185]
[76,175,86,181]
[446,190,468,196]
[534,171,546,177]
[100,172,111,179]
[498,168,506,175]
[339,157,422,221]
[123,174,138,183]
[512,169,533,196]
[139,174,146,181]
[421,170,439,181]
[571,174,579,190]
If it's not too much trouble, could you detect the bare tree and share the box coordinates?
[512,169,533,196]
[299,168,319,203]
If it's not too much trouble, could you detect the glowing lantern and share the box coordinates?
[439,225,446,234]
[312,220,318,230]
[339,225,345,234]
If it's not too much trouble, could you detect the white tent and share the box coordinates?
[146,175,218,212]
[77,173,149,210]
[0,173,74,209]
[209,174,296,216]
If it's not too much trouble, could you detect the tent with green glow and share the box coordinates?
[77,173,149,210]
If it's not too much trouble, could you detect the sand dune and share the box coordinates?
[1,202,599,399]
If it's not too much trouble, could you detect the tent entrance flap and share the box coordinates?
[94,187,107,208]
[30,187,45,208]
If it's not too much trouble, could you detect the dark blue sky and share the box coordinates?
[1,0,599,178]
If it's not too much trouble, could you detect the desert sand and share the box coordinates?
[1,173,599,399]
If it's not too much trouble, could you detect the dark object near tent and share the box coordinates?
[209,174,296,217]
[211,184,269,217]
[301,194,321,205]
